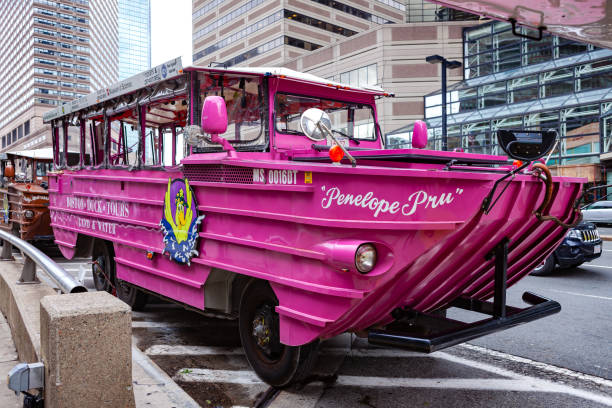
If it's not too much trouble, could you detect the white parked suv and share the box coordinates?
[581,200,612,226]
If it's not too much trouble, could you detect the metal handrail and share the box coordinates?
[0,229,87,294]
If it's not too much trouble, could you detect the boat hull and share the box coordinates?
[48,156,583,346]
[0,185,52,241]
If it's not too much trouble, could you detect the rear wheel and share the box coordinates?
[91,240,148,310]
[238,280,319,387]
[531,255,555,276]
[92,240,115,293]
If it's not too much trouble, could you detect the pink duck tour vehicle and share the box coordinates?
[43,57,584,387]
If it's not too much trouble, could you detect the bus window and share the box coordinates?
[141,99,188,167]
[144,127,159,166]
[36,162,46,177]
[161,128,178,166]
[176,130,186,164]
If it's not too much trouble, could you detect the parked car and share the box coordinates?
[581,200,612,226]
[531,222,602,276]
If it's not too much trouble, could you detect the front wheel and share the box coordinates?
[238,280,319,387]
[116,279,148,311]
[531,255,555,276]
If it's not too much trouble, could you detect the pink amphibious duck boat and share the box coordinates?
[43,59,583,386]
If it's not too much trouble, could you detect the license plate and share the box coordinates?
[594,244,601,253]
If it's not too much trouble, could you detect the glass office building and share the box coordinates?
[405,0,479,23]
[118,0,150,80]
[388,21,612,188]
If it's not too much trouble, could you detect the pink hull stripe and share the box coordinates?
[191,257,365,299]
[115,257,204,288]
[48,147,583,346]
[198,205,463,230]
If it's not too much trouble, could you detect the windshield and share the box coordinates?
[36,162,51,177]
[274,93,377,141]
[197,72,266,150]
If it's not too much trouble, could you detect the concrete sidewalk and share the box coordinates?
[0,260,200,408]
[0,312,22,408]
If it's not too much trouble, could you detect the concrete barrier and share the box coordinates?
[40,292,135,408]
[1,260,201,408]
[0,261,56,364]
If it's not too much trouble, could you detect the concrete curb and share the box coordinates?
[0,260,201,408]
[0,261,56,363]
[132,344,201,408]
[0,312,23,408]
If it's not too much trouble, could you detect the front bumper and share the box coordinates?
[368,292,560,353]
[555,239,602,268]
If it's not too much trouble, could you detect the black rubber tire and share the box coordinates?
[91,240,115,293]
[238,280,319,387]
[531,255,555,276]
[92,239,148,310]
[116,279,148,311]
[567,262,584,269]
[430,309,447,318]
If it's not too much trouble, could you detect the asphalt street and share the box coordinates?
[14,238,612,407]
[451,240,612,379]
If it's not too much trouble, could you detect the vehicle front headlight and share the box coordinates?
[355,244,377,274]
[24,210,34,219]
[566,229,581,239]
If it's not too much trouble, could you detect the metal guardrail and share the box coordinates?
[0,229,87,294]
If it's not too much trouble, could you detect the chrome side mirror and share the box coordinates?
[299,108,357,167]
[497,129,557,161]
[300,108,331,141]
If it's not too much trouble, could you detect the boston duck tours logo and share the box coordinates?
[160,178,204,265]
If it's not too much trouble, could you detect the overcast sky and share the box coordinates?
[150,0,192,67]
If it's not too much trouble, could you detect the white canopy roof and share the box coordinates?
[6,147,53,160]
[43,57,388,124]
[190,66,386,94]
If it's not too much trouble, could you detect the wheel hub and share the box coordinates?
[252,305,274,353]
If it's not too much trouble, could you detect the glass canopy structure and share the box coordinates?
[388,21,612,174]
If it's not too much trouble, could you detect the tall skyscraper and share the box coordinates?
[190,0,478,134]
[192,0,406,68]
[118,0,151,80]
[0,0,151,153]
[90,0,119,90]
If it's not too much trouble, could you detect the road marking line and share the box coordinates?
[144,344,427,359]
[132,346,201,408]
[132,319,237,328]
[586,264,612,269]
[172,353,612,405]
[335,376,537,391]
[146,345,244,356]
[438,350,612,406]
[548,289,612,301]
[460,344,612,387]
[174,366,611,406]
[175,368,264,385]
[175,368,533,390]
[268,384,327,408]
[132,321,210,328]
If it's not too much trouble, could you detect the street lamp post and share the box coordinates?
[426,55,462,151]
